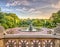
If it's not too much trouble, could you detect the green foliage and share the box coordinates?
[0,9,60,29]
[50,10,60,26]
[0,12,21,29]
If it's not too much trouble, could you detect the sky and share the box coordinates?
[0,0,60,19]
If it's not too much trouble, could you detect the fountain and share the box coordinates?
[26,24,37,32]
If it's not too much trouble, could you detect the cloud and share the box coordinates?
[52,1,60,9]
[28,8,35,12]
[28,8,42,14]
[4,0,60,19]
[16,7,28,12]
[31,10,42,14]
[16,7,42,17]
[21,0,30,6]
[6,0,30,6]
[16,7,29,14]
[16,8,24,12]
[22,7,28,11]
[6,1,20,6]
[1,8,14,13]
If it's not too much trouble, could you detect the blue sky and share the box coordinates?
[0,0,60,19]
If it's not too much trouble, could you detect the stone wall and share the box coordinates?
[59,40,60,47]
[55,39,60,47]
[0,38,60,47]
[0,39,4,47]
[4,38,55,47]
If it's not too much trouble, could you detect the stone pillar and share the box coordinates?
[0,39,4,47]
[59,40,60,47]
[55,39,60,47]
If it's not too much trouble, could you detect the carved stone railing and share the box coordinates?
[3,38,60,47]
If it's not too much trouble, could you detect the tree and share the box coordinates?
[0,8,1,11]
[50,11,60,23]
[0,12,21,29]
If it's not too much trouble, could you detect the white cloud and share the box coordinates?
[2,8,12,12]
[16,9,23,12]
[28,8,42,14]
[52,1,60,8]
[6,1,20,6]
[6,0,30,6]
[32,11,42,13]
[28,8,35,12]
[16,7,28,12]
[21,0,30,6]
[16,8,28,13]
[22,7,27,11]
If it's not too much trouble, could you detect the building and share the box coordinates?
[0,25,60,47]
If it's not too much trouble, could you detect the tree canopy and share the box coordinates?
[0,10,60,29]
